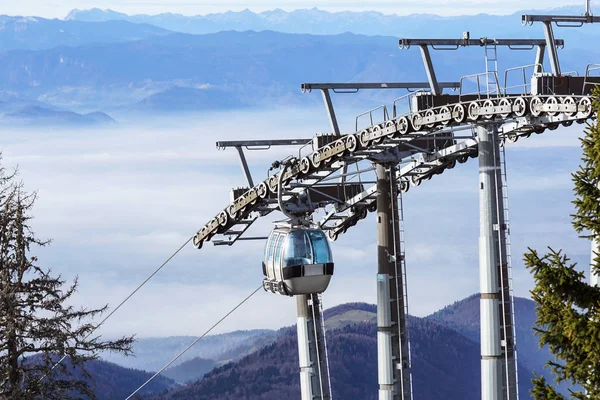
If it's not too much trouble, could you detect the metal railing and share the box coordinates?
[355,105,390,131]
[584,63,600,94]
[391,89,430,118]
[503,63,544,95]
[459,71,502,101]
[561,70,580,77]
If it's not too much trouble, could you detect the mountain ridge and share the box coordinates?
[2,105,115,126]
[147,312,535,400]
[0,15,171,51]
[102,329,277,372]
[4,29,593,112]
[64,6,591,36]
[2,7,598,114]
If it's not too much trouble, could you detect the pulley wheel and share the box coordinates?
[467,101,480,121]
[400,179,410,193]
[396,116,410,136]
[328,230,339,241]
[561,96,577,118]
[425,109,436,128]
[322,145,333,163]
[513,97,528,117]
[299,157,311,175]
[311,151,321,169]
[499,98,512,119]
[411,113,423,131]
[268,175,279,193]
[578,97,593,120]
[359,129,370,147]
[371,125,383,144]
[248,188,258,205]
[482,100,495,120]
[530,96,544,117]
[385,120,395,138]
[334,139,345,158]
[453,103,466,124]
[358,208,368,220]
[411,175,422,187]
[257,182,269,198]
[346,134,358,153]
[439,106,451,126]
[546,96,558,117]
[225,206,235,221]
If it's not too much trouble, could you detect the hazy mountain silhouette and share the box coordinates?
[2,105,115,126]
[26,355,175,398]
[2,6,598,115]
[0,15,171,51]
[146,298,538,400]
[65,6,589,37]
[429,293,575,395]
[2,28,594,113]
[160,357,219,384]
[102,329,277,372]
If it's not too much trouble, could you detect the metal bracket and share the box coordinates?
[399,35,564,92]
[321,89,340,136]
[301,82,461,92]
[522,10,600,75]
[542,21,561,76]
[420,45,440,95]
[216,139,313,189]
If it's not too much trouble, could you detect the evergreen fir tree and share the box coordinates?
[0,164,134,399]
[524,90,600,399]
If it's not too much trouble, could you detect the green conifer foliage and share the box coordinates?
[524,89,600,400]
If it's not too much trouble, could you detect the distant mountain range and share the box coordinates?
[146,298,544,400]
[1,29,596,115]
[0,5,598,120]
[1,105,115,126]
[72,359,176,399]
[64,6,589,37]
[0,15,170,51]
[66,295,569,399]
[161,357,218,384]
[28,355,175,399]
[102,329,277,372]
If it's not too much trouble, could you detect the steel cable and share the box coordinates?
[125,284,263,399]
[34,236,193,386]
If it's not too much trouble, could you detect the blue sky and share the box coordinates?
[5,0,588,19]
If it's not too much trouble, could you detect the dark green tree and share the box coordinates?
[0,164,134,399]
[524,91,600,399]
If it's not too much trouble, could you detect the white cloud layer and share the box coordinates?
[0,108,592,340]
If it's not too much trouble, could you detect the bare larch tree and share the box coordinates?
[0,164,134,399]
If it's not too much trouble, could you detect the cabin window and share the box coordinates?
[283,230,313,267]
[308,230,332,264]
[267,233,278,269]
[274,234,285,270]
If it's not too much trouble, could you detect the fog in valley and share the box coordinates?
[0,107,589,338]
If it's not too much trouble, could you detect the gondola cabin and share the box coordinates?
[262,225,334,296]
